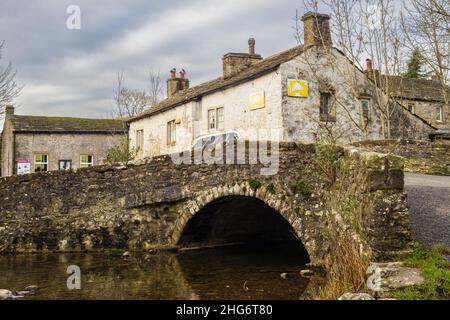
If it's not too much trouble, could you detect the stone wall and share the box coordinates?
[352,140,450,176]
[0,142,412,267]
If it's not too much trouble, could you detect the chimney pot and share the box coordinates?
[301,12,332,48]
[170,68,177,79]
[179,69,186,80]
[248,37,256,55]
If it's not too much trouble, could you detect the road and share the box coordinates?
[404,173,450,250]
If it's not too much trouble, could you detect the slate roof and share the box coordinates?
[129,44,306,122]
[9,115,125,134]
[129,41,448,124]
[381,76,450,103]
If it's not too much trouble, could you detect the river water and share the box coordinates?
[0,243,323,300]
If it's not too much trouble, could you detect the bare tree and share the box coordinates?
[113,69,163,119]
[148,68,163,107]
[401,0,450,108]
[0,41,22,118]
[293,0,412,141]
[113,72,151,119]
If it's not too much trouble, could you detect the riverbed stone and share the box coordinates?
[338,293,375,300]
[0,289,13,300]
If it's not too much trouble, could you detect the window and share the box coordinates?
[136,129,144,151]
[436,106,444,122]
[59,160,72,170]
[167,120,176,145]
[360,98,371,123]
[80,155,94,168]
[208,107,224,130]
[320,93,335,121]
[208,109,216,130]
[34,154,48,172]
[407,103,415,114]
[217,107,224,130]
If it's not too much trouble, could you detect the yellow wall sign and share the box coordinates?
[249,91,265,110]
[287,79,308,98]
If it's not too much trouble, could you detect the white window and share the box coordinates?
[360,98,371,122]
[34,154,48,172]
[208,107,224,130]
[80,154,94,168]
[436,106,444,122]
[208,109,216,130]
[167,120,176,145]
[136,129,144,151]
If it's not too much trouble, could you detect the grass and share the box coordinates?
[315,220,370,300]
[388,244,450,300]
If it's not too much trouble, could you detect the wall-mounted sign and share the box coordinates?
[16,159,31,175]
[249,91,265,111]
[287,79,308,98]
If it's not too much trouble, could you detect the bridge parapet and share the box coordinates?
[0,142,412,266]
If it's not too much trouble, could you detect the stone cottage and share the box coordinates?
[1,106,125,177]
[380,75,449,129]
[127,12,435,159]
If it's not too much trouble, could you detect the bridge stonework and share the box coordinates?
[0,142,412,266]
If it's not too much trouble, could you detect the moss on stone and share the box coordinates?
[364,154,385,169]
[248,179,262,191]
[267,184,276,194]
[289,179,311,197]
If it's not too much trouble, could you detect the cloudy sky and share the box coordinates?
[0,0,320,126]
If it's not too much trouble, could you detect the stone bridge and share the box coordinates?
[0,142,412,267]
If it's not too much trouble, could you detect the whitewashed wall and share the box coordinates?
[129,71,283,158]
[279,48,384,143]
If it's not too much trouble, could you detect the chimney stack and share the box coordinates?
[248,38,256,55]
[301,12,332,48]
[4,105,14,120]
[167,68,189,98]
[222,38,263,78]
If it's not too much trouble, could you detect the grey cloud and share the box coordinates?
[1,0,306,122]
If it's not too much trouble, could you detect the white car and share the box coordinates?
[191,131,240,151]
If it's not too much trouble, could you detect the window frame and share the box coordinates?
[34,153,48,172]
[436,106,444,123]
[207,106,225,131]
[135,129,144,152]
[80,154,94,168]
[360,98,371,124]
[319,92,336,122]
[59,160,72,171]
[167,120,176,146]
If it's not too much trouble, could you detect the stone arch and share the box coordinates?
[170,181,315,260]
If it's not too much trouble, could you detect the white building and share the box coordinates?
[127,12,434,159]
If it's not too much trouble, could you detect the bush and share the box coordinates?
[106,135,137,165]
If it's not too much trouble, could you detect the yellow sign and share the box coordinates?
[249,91,265,110]
[287,79,308,98]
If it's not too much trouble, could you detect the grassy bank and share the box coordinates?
[387,244,450,300]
